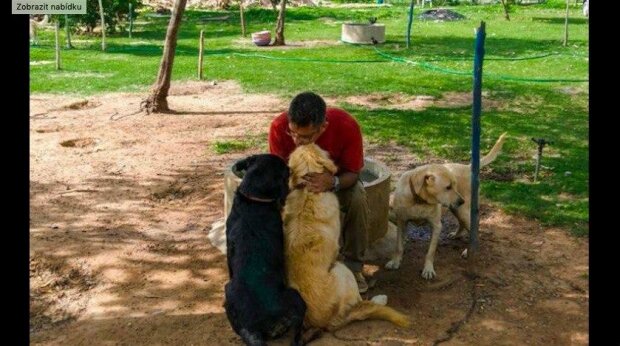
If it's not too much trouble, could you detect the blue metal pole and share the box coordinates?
[406,0,414,49]
[470,21,486,254]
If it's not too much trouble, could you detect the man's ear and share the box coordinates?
[320,121,329,135]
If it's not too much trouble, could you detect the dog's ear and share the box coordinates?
[410,172,426,195]
[425,174,436,186]
[410,172,433,202]
[238,154,289,201]
[319,155,338,175]
[313,146,338,175]
[232,155,257,175]
[287,152,307,189]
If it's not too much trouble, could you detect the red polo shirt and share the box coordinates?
[268,108,364,174]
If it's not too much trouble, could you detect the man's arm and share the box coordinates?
[337,171,359,190]
[302,170,358,193]
[302,112,364,192]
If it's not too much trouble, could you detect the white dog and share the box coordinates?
[388,133,507,280]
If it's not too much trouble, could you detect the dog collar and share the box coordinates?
[411,189,429,205]
[240,191,275,203]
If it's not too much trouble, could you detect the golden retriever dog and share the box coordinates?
[388,133,507,280]
[283,143,410,332]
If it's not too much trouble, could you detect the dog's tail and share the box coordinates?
[480,132,507,167]
[328,300,410,331]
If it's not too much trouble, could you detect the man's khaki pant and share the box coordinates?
[336,180,369,273]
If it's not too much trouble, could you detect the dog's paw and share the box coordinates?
[370,294,388,306]
[421,264,436,280]
[385,258,401,270]
[461,248,468,259]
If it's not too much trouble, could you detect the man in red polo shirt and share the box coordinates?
[269,91,370,293]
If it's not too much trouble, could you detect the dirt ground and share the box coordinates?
[30,81,588,345]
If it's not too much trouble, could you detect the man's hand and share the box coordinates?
[302,172,334,193]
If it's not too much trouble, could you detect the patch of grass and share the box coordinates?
[211,136,265,154]
[30,4,588,236]
[212,140,252,154]
[30,5,588,96]
[351,86,588,236]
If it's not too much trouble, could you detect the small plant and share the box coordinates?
[212,140,253,154]
[211,135,266,155]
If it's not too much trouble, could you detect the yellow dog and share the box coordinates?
[283,143,410,331]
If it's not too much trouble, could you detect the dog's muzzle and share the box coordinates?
[450,197,465,209]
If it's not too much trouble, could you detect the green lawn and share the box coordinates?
[30,0,589,235]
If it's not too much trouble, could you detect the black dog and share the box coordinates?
[224,154,306,346]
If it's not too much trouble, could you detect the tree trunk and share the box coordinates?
[500,0,510,21]
[563,0,569,46]
[141,0,188,114]
[239,0,246,37]
[98,0,106,51]
[55,22,61,70]
[65,15,73,48]
[198,30,204,80]
[129,3,133,38]
[273,0,286,46]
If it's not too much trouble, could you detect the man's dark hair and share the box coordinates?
[287,92,326,127]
